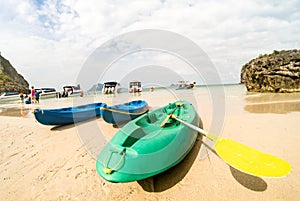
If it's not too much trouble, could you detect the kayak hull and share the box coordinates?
[101,100,149,125]
[34,102,106,125]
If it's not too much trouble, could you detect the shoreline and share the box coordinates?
[1,88,300,200]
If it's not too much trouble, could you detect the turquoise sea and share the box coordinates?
[1,84,300,118]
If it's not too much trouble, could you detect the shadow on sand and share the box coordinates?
[230,167,267,191]
[50,123,75,131]
[50,117,100,131]
[202,140,268,192]
[137,134,203,192]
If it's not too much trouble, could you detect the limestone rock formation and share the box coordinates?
[0,54,29,93]
[241,49,300,93]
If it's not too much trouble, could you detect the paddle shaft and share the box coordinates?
[172,115,218,141]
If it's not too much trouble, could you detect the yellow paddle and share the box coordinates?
[171,115,291,178]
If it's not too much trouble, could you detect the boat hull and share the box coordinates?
[0,92,20,103]
[34,102,106,125]
[96,100,200,182]
[40,92,58,99]
[101,100,149,125]
[176,85,195,90]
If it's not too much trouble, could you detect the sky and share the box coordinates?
[0,0,299,91]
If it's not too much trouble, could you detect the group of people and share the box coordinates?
[19,86,41,104]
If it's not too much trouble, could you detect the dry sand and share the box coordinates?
[1,90,300,201]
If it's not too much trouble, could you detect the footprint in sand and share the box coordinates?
[38,174,46,181]
[80,152,87,158]
[75,172,82,179]
[74,168,88,179]
[31,152,38,158]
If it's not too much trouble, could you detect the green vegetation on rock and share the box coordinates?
[241,49,300,93]
[0,54,29,93]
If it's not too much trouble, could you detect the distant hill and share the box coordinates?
[0,54,29,93]
[241,49,300,93]
[88,83,103,92]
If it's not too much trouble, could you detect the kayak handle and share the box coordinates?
[103,149,126,174]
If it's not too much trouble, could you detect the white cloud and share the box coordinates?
[0,0,299,89]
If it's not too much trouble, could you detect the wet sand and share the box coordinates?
[1,86,300,200]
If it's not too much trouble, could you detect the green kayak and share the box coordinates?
[96,100,200,182]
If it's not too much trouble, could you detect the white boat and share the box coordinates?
[61,85,83,97]
[102,81,119,94]
[36,88,58,99]
[0,92,20,102]
[176,81,196,90]
[129,81,142,93]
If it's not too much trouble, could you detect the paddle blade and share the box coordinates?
[215,138,291,178]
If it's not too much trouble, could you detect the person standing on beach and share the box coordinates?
[19,91,24,103]
[34,90,40,103]
[31,86,36,103]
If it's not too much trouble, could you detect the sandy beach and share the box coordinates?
[1,85,300,201]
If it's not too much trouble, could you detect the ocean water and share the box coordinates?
[1,84,300,118]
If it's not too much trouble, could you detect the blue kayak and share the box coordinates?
[101,100,149,125]
[34,102,106,125]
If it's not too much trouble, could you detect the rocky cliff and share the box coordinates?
[241,49,300,93]
[0,54,29,93]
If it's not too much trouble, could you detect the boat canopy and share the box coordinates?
[129,81,141,87]
[104,82,118,87]
[41,88,56,92]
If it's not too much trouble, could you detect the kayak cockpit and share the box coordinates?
[121,127,147,147]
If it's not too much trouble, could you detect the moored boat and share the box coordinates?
[102,81,119,94]
[176,81,196,90]
[34,102,106,125]
[0,92,20,103]
[129,81,142,93]
[101,100,149,125]
[61,84,83,97]
[37,88,58,99]
[96,100,200,182]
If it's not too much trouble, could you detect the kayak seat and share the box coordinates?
[147,113,158,123]
[122,127,146,147]
[135,113,159,127]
